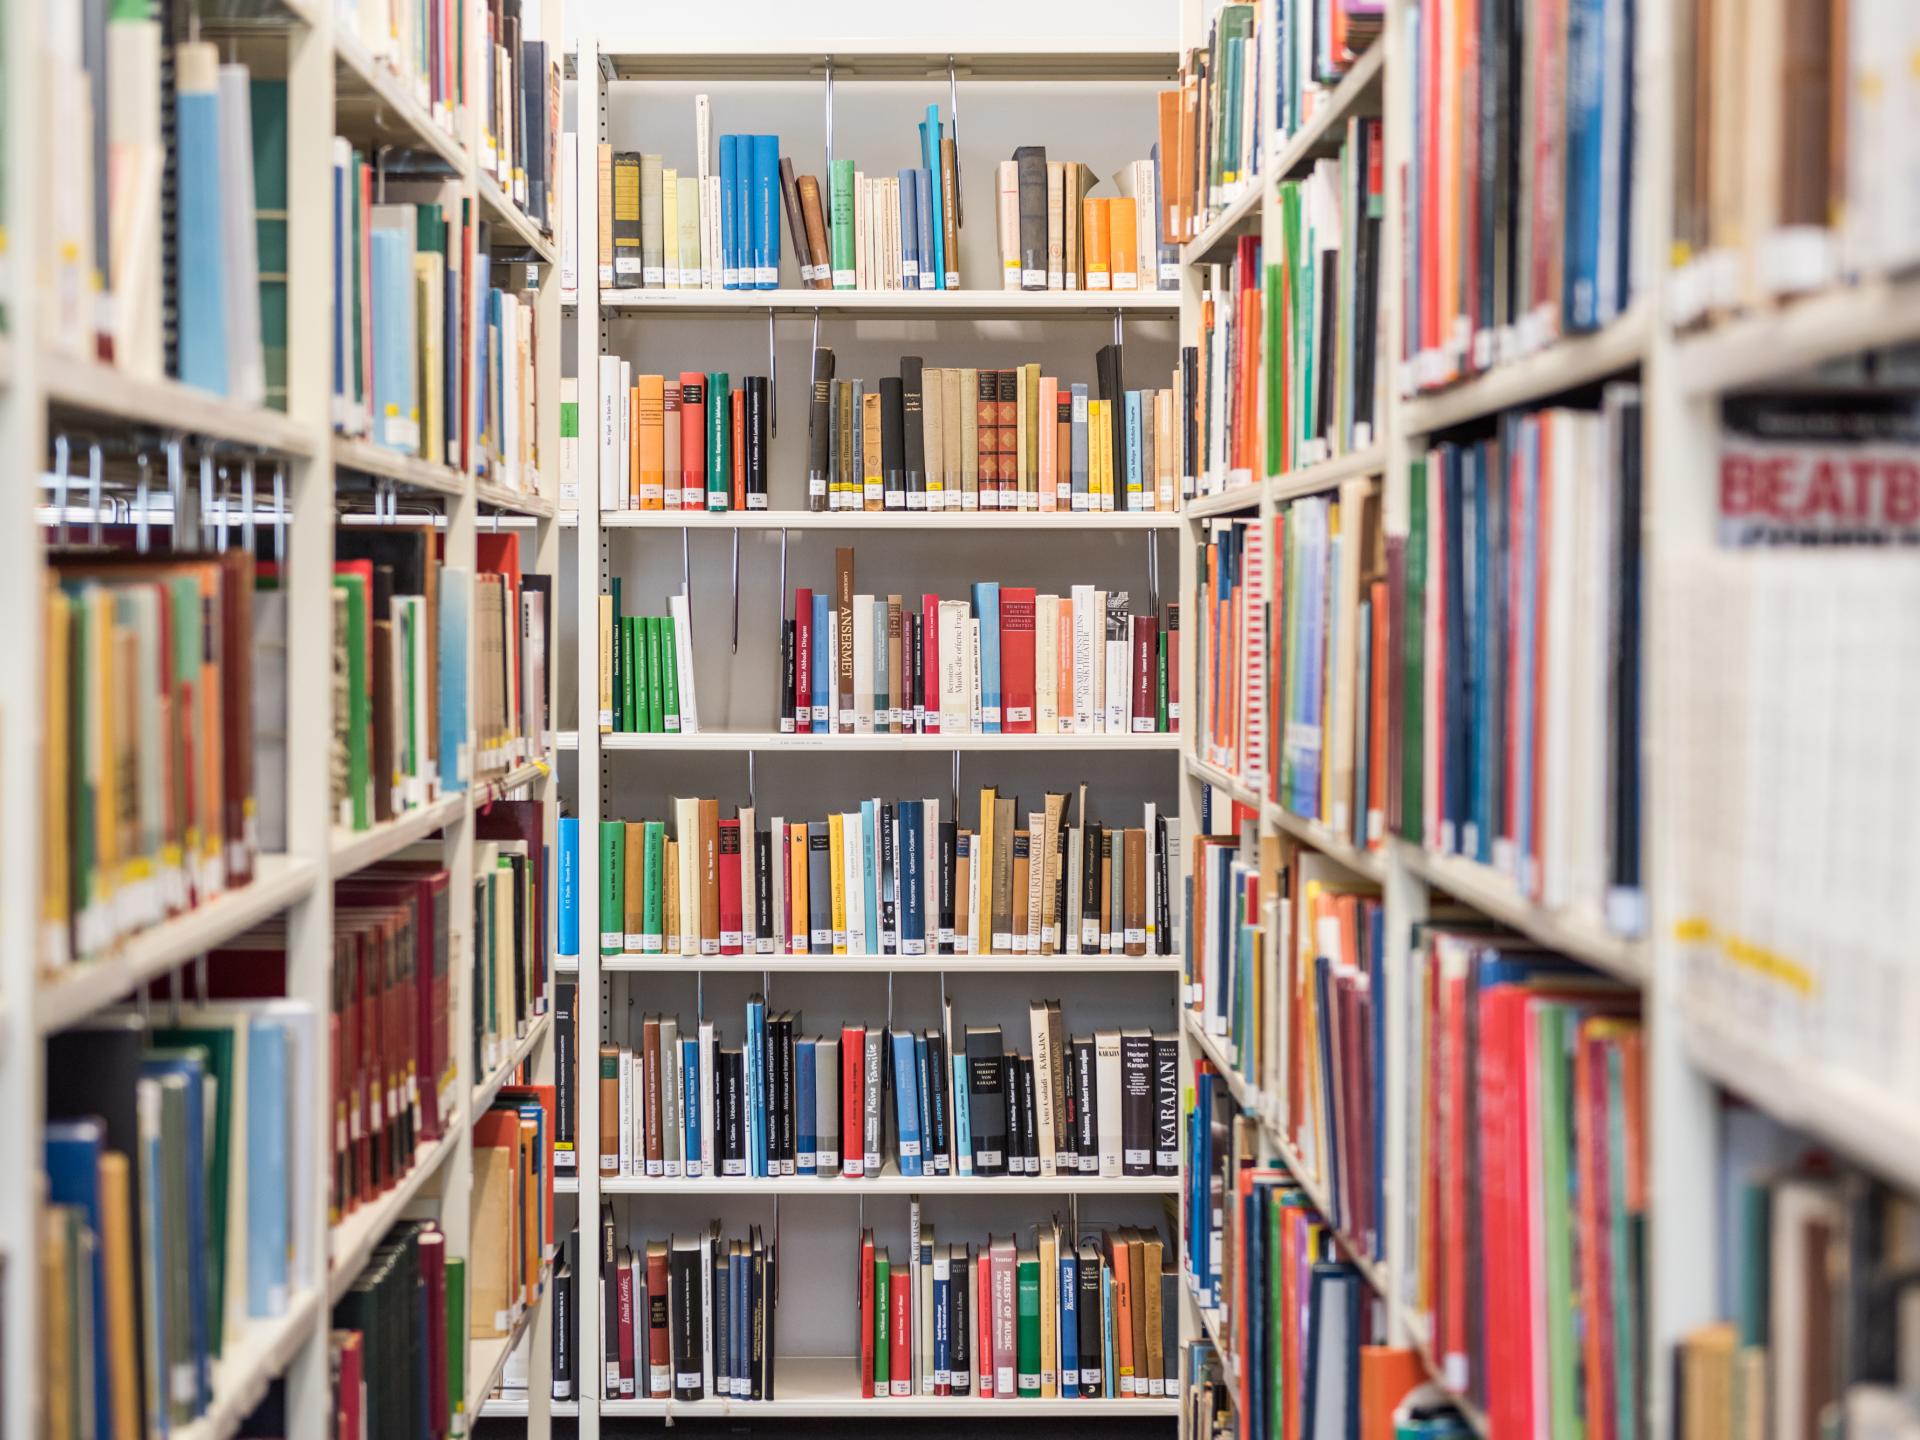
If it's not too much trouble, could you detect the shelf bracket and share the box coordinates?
[240,459,257,557]
[213,465,230,552]
[823,58,835,188]
[135,454,152,555]
[87,443,105,548]
[167,439,187,553]
[198,453,216,553]
[730,529,740,653]
[768,307,778,439]
[272,463,287,566]
[50,435,70,547]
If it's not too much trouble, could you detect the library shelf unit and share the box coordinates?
[0,1,565,1437]
[534,27,1185,1435]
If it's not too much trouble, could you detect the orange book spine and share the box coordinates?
[1107,196,1139,292]
[731,388,746,511]
[636,374,666,510]
[1082,198,1111,291]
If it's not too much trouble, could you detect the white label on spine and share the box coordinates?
[982,705,1001,725]
[748,493,768,509]
[617,257,641,276]
[600,930,622,948]
[811,927,832,947]
[1022,268,1046,287]
[723,1157,746,1176]
[833,268,856,286]
[1158,1147,1179,1168]
[865,480,884,503]
[758,266,778,285]
[809,476,827,496]
[976,1148,1002,1168]
[797,1149,816,1170]
[721,930,743,949]
[1124,1147,1150,1166]
[624,931,644,951]
[899,1138,920,1157]
[643,266,664,285]
[1007,706,1031,723]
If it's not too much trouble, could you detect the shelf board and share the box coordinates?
[595,1354,1179,1414]
[589,508,1179,531]
[1391,841,1646,983]
[1399,306,1650,434]
[471,757,554,809]
[1183,481,1263,519]
[1270,443,1388,503]
[1269,42,1387,181]
[1406,1315,1491,1437]
[598,287,1177,317]
[37,855,320,1034]
[597,1168,1178,1196]
[475,478,555,518]
[596,40,1179,81]
[584,952,1183,975]
[1674,271,1920,393]
[328,1128,462,1302]
[464,1263,550,1423]
[330,794,466,879]
[331,434,466,498]
[1684,1009,1920,1196]
[594,730,1179,753]
[476,173,557,265]
[1265,806,1388,884]
[41,351,318,455]
[333,30,469,175]
[172,1288,324,1440]
[472,1012,552,1118]
[1183,180,1265,268]
[1184,750,1262,808]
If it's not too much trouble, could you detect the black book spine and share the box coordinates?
[925,1031,949,1174]
[1020,1055,1040,1175]
[1181,345,1199,491]
[780,1015,798,1173]
[807,347,835,512]
[1080,822,1102,947]
[950,1245,970,1393]
[880,801,898,952]
[900,357,925,506]
[1076,1254,1102,1396]
[750,1233,768,1401]
[722,1050,745,1175]
[712,1242,730,1399]
[1096,342,1126,495]
[1013,145,1048,290]
[554,980,576,1167]
[669,1244,703,1400]
[1613,393,1644,900]
[1119,1032,1153,1176]
[964,1029,1007,1176]
[879,373,907,510]
[1154,815,1172,957]
[601,1205,619,1398]
[1073,1035,1097,1170]
[780,616,796,732]
[552,1255,573,1398]
[936,819,956,953]
[745,375,769,508]
[754,830,773,945]
[903,613,920,733]
[1152,1033,1180,1176]
[1002,1051,1024,1175]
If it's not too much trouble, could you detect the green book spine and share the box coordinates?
[600,821,625,955]
[645,617,666,734]
[641,821,666,950]
[333,575,370,829]
[609,577,624,731]
[1267,256,1286,476]
[1016,1254,1041,1396]
[621,617,639,733]
[446,1257,467,1418]
[830,159,857,288]
[1540,1005,1579,1440]
[250,78,289,411]
[873,1252,890,1391]
[661,615,681,732]
[1401,458,1427,841]
[707,373,731,509]
[1156,630,1169,732]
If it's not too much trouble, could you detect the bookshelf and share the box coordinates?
[0,2,566,1439]
[542,26,1185,1433]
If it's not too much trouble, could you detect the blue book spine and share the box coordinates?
[247,1019,290,1321]
[369,231,402,448]
[1059,1245,1079,1397]
[914,168,937,293]
[934,1263,950,1386]
[1562,0,1604,331]
[557,817,579,958]
[46,1124,111,1431]
[896,169,920,286]
[918,107,946,289]
[811,593,832,727]
[745,998,765,1175]
[718,135,740,287]
[861,802,879,955]
[889,1029,924,1176]
[972,583,1001,732]
[1516,423,1541,891]
[913,1035,933,1172]
[899,800,925,954]
[951,1053,972,1175]
[683,1039,703,1176]
[177,81,229,394]
[1125,390,1144,508]
[473,252,492,444]
[754,134,779,288]
[795,1039,817,1174]
[733,1251,750,1395]
[332,157,345,413]
[733,138,755,292]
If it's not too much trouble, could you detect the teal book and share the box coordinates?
[250,78,289,411]
[599,821,625,955]
[438,567,470,791]
[707,372,731,508]
[1016,1250,1041,1395]
[661,615,681,732]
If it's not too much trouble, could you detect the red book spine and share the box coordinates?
[889,1269,912,1397]
[616,1256,637,1395]
[418,1231,449,1434]
[336,1335,365,1440]
[841,1026,866,1178]
[1131,615,1159,732]
[646,1247,672,1397]
[999,586,1037,733]
[794,589,814,735]
[860,1234,877,1397]
[679,372,706,506]
[976,1252,994,1397]
[921,595,941,734]
[731,388,747,511]
[717,819,743,955]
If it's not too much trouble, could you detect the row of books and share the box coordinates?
[594,587,699,735]
[589,999,1177,1184]
[43,1009,318,1438]
[1193,515,1264,782]
[479,1,558,234]
[40,19,284,404]
[995,152,1176,293]
[472,1083,557,1340]
[328,1220,461,1440]
[850,1223,1178,1399]
[1675,1119,1920,1440]
[1271,120,1385,473]
[335,0,464,146]
[1191,238,1264,498]
[1398,391,1646,936]
[477,270,546,495]
[590,1222,777,1401]
[1164,5,1261,244]
[472,803,556,1080]
[570,788,1178,962]
[780,553,1176,738]
[1406,929,1645,1439]
[42,550,261,968]
[1403,0,1637,393]
[594,364,775,512]
[1275,1,1383,141]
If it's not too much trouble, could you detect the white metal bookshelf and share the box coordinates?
[543,21,1186,1435]
[0,2,565,1438]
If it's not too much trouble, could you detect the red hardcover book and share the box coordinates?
[841,1025,866,1177]
[346,865,451,1142]
[615,1247,637,1395]
[859,1230,877,1396]
[646,1243,672,1397]
[998,586,1037,733]
[417,1227,450,1434]
[335,1330,365,1440]
[679,372,706,505]
[976,1250,994,1397]
[717,819,743,955]
[1130,615,1159,733]
[920,594,941,734]
[731,387,747,511]
[889,1267,912,1396]
[794,589,814,734]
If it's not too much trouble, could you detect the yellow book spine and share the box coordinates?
[828,812,847,953]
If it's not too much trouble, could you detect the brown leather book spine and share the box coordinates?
[599,1045,620,1175]
[1123,829,1147,956]
[886,596,904,734]
[939,137,961,286]
[642,1014,663,1171]
[975,369,999,506]
[996,369,1019,510]
[835,547,856,726]
[797,174,833,290]
[624,821,646,945]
